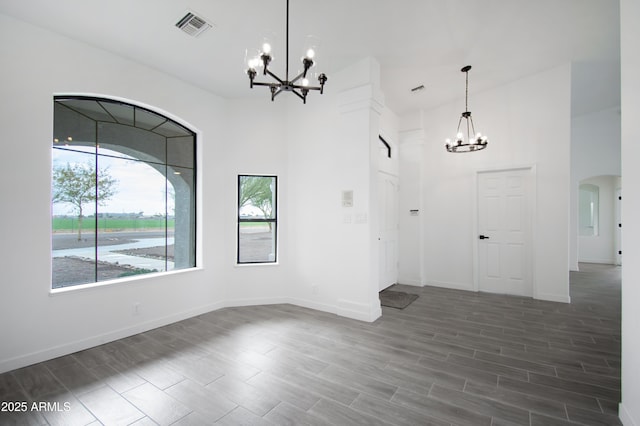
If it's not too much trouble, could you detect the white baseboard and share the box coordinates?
[397,276,424,287]
[0,301,225,374]
[222,296,289,308]
[223,296,339,319]
[423,281,571,304]
[426,280,474,292]
[336,298,382,322]
[620,402,637,426]
[397,278,425,287]
[224,296,381,323]
[287,298,339,316]
[0,295,384,373]
[535,292,571,303]
[578,258,616,265]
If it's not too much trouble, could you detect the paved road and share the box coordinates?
[52,231,174,270]
[52,230,171,250]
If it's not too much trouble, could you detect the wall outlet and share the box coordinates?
[133,302,140,316]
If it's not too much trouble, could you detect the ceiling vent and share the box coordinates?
[176,11,212,37]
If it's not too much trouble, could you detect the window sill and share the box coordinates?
[234,262,280,268]
[49,267,203,296]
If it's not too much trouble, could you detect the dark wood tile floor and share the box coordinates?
[0,263,621,425]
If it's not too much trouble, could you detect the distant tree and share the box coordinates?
[239,176,274,228]
[52,162,118,241]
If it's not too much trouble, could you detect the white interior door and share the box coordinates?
[478,168,533,297]
[378,172,398,291]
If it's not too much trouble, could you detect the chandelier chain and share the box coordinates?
[465,69,469,112]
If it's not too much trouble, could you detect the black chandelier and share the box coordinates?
[445,65,488,153]
[245,0,327,103]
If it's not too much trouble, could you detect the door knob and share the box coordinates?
[479,235,490,240]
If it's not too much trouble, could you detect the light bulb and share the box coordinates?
[302,78,309,87]
[306,48,315,59]
[445,138,451,145]
[245,48,263,71]
[262,43,272,54]
[456,132,463,141]
[248,57,260,69]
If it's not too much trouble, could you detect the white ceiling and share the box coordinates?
[0,0,620,116]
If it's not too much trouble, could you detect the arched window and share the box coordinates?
[51,96,196,288]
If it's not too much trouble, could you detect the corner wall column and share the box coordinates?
[336,82,385,322]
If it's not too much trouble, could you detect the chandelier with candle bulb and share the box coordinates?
[245,0,327,103]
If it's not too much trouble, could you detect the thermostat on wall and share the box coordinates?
[342,190,354,207]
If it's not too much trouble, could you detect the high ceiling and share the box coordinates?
[0,0,620,116]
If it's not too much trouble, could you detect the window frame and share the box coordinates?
[51,95,197,289]
[237,174,278,264]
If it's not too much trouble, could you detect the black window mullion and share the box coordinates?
[94,125,99,283]
[237,175,242,264]
[273,176,278,263]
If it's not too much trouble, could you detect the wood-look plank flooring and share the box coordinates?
[0,263,621,425]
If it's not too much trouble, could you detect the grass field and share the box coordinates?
[52,217,174,232]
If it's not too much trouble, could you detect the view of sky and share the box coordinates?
[51,148,173,217]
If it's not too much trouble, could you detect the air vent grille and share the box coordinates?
[176,11,212,37]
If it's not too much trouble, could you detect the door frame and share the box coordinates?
[472,164,537,297]
[378,170,399,291]
[616,187,622,266]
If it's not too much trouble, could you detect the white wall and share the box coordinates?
[569,107,621,270]
[0,14,391,372]
[577,175,619,264]
[620,0,640,423]
[285,57,386,322]
[399,65,572,302]
[379,105,400,177]
[0,13,228,372]
[218,60,391,321]
[398,129,425,286]
[217,98,291,306]
[397,112,425,286]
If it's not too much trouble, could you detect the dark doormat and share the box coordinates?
[380,289,419,309]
